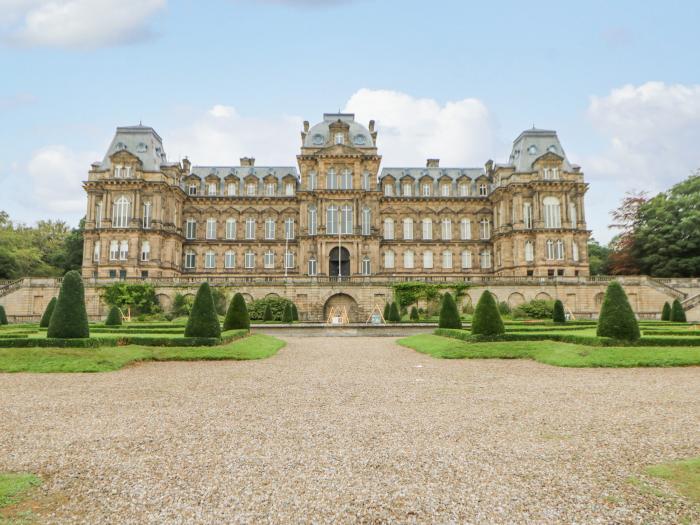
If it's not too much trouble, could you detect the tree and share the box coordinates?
[223,292,250,330]
[670,299,687,323]
[553,299,566,323]
[438,292,462,329]
[389,302,401,322]
[471,291,505,336]
[171,293,193,317]
[607,191,647,275]
[0,305,7,325]
[291,303,299,321]
[47,270,89,338]
[105,305,122,326]
[210,288,228,316]
[39,297,57,328]
[410,306,419,321]
[263,304,273,321]
[383,303,391,321]
[102,283,160,315]
[282,303,293,323]
[596,281,640,341]
[661,302,671,321]
[588,239,611,275]
[184,282,221,338]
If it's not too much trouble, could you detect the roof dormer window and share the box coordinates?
[335,133,344,145]
[528,145,538,155]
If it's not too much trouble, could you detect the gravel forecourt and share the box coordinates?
[1,336,699,524]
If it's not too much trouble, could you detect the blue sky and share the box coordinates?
[1,0,699,242]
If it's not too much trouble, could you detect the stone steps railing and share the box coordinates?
[647,277,687,300]
[0,279,23,298]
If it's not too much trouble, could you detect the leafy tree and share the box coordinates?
[607,191,647,275]
[171,293,193,317]
[282,303,293,323]
[102,283,160,315]
[553,299,566,323]
[588,239,611,275]
[497,301,511,316]
[438,292,462,329]
[596,281,640,341]
[291,303,299,321]
[670,299,687,323]
[471,291,504,336]
[47,270,89,338]
[263,304,273,321]
[389,302,401,322]
[409,306,419,321]
[39,297,57,328]
[661,302,671,321]
[247,297,293,321]
[0,305,7,325]
[105,306,123,326]
[512,299,554,319]
[210,287,228,316]
[184,282,221,338]
[223,292,250,330]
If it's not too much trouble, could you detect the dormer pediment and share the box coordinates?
[110,149,142,166]
[532,151,565,167]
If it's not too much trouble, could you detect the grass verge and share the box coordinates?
[0,472,41,509]
[646,456,700,504]
[0,333,285,373]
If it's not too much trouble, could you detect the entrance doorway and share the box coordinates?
[329,247,350,278]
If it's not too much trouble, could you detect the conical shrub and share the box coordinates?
[0,305,7,325]
[39,297,57,328]
[553,299,566,323]
[282,303,293,323]
[47,270,89,338]
[670,299,687,323]
[410,306,419,321]
[439,292,462,329]
[223,292,250,330]
[389,302,401,322]
[661,302,671,321]
[383,303,391,322]
[263,304,273,321]
[291,303,299,321]
[105,305,122,326]
[471,290,504,336]
[596,281,640,341]
[184,282,221,338]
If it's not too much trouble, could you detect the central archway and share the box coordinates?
[323,293,359,322]
[329,246,350,278]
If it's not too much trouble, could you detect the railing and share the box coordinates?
[0,279,23,298]
[647,277,687,299]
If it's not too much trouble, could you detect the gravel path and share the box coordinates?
[1,336,699,524]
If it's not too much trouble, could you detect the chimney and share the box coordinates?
[240,157,255,167]
[182,157,191,173]
[303,121,310,133]
[369,120,375,133]
[426,159,440,168]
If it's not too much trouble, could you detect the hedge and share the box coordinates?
[389,302,401,322]
[39,297,57,328]
[282,303,293,323]
[596,281,640,341]
[105,306,123,326]
[47,270,89,338]
[224,293,250,330]
[438,292,462,329]
[661,302,671,321]
[0,305,7,325]
[670,299,687,323]
[553,300,566,323]
[291,304,299,321]
[471,290,504,336]
[184,282,221,338]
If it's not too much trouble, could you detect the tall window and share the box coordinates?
[556,240,564,260]
[226,218,236,240]
[185,251,196,269]
[546,239,555,260]
[404,250,415,269]
[265,218,276,240]
[479,219,491,240]
[543,197,561,228]
[523,202,533,229]
[356,256,368,275]
[265,182,276,196]
[460,218,472,240]
[384,250,395,269]
[142,202,151,229]
[442,219,452,240]
[525,240,534,262]
[340,169,352,190]
[308,256,317,276]
[141,241,150,262]
[423,250,433,269]
[224,251,236,269]
[206,218,217,240]
[308,171,317,191]
[403,182,413,196]
[284,250,294,269]
[264,250,275,269]
[461,250,472,269]
[207,182,217,196]
[188,183,198,196]
[93,241,101,262]
[422,218,433,240]
[334,132,344,145]
[362,171,370,191]
[340,205,353,234]
[443,250,453,269]
[361,207,371,236]
[244,251,255,269]
[569,202,577,229]
[308,206,317,235]
[422,183,432,196]
[383,218,394,240]
[95,202,102,228]
[403,218,413,240]
[479,183,488,196]
[459,182,470,197]
[245,218,256,240]
[285,182,295,196]
[285,218,295,240]
[246,182,256,196]
[112,197,130,228]
[384,183,394,196]
[185,219,196,240]
[327,168,337,190]
[441,184,451,197]
[544,167,559,180]
[204,251,215,269]
[109,240,118,260]
[327,205,338,234]
[572,241,579,262]
[227,182,238,196]
[119,240,129,260]
[480,250,491,268]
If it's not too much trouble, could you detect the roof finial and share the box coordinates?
[532,123,535,129]
[139,120,142,126]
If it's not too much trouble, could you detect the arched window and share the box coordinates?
[285,182,295,196]
[423,250,433,269]
[480,250,491,268]
[207,181,218,196]
[443,250,453,269]
[525,240,534,262]
[225,218,236,240]
[112,196,130,228]
[543,197,561,228]
[441,183,451,197]
[403,181,413,196]
[383,218,394,240]
[340,168,352,190]
[422,218,432,240]
[404,250,415,269]
[327,205,338,234]
[185,218,196,239]
[384,182,394,196]
[361,256,371,275]
[460,218,471,240]
[442,219,452,240]
[479,218,490,239]
[459,181,470,196]
[224,251,236,269]
[285,218,295,240]
[244,251,255,268]
[265,218,276,240]
[361,207,371,236]
[461,250,472,269]
[340,205,353,234]
[206,218,217,239]
[422,182,432,196]
[403,218,413,240]
[384,250,395,269]
[245,218,256,239]
[308,206,317,235]
[227,181,238,196]
[204,250,216,269]
[264,250,275,269]
[265,182,276,196]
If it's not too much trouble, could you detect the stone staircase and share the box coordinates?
[646,277,687,301]
[682,293,700,312]
[0,279,23,299]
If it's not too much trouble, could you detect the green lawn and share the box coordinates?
[0,473,40,509]
[398,334,700,367]
[0,334,285,373]
[646,456,700,504]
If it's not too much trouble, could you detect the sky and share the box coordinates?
[1,0,699,242]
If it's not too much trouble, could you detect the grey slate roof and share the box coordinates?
[507,128,572,172]
[99,125,167,171]
[190,166,299,181]
[379,167,485,180]
[303,113,375,148]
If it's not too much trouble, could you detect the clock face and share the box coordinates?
[312,134,325,145]
[353,134,367,145]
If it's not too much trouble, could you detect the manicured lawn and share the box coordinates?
[0,473,41,508]
[398,334,700,367]
[646,456,700,504]
[0,334,285,373]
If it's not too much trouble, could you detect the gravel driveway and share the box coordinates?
[1,336,699,524]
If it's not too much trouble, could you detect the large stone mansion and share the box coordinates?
[81,113,590,280]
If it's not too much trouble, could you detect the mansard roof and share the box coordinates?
[379,167,485,180]
[507,128,573,173]
[303,113,375,148]
[191,165,299,181]
[99,125,168,171]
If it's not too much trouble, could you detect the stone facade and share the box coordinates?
[80,114,590,280]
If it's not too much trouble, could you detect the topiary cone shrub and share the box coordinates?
[105,305,123,326]
[47,270,89,338]
[439,292,462,329]
[553,299,566,323]
[263,304,273,321]
[471,290,505,336]
[661,301,671,321]
[389,302,401,323]
[184,282,221,338]
[39,297,57,328]
[596,281,640,341]
[410,306,419,321]
[670,299,687,323]
[383,303,391,322]
[291,303,299,321]
[224,292,250,330]
[0,305,8,325]
[282,303,293,323]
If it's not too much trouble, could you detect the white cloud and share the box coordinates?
[344,88,498,167]
[2,0,166,48]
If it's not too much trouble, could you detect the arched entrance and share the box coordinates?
[323,293,359,322]
[329,247,350,278]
